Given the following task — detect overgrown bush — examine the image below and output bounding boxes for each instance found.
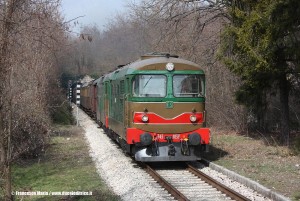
[11,96,51,160]
[51,103,74,125]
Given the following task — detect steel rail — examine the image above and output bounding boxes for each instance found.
[186,164,251,201]
[144,164,190,201]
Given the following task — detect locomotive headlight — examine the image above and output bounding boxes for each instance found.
[142,115,149,122]
[166,63,174,71]
[190,115,197,123]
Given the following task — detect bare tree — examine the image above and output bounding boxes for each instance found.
[0,1,67,200]
[61,13,153,78]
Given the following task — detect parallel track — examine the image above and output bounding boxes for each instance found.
[186,164,250,201]
[142,162,251,201]
[144,164,189,201]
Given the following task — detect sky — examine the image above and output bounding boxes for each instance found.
[60,0,133,33]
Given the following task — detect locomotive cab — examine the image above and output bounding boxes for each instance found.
[124,54,210,161]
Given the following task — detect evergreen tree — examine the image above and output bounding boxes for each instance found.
[219,0,300,145]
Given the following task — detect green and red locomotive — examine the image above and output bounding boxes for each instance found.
[80,53,210,162]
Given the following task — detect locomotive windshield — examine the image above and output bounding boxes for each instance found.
[173,75,205,97]
[133,75,166,97]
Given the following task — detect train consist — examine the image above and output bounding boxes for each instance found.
[75,52,210,162]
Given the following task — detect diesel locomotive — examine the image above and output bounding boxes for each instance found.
[79,53,210,162]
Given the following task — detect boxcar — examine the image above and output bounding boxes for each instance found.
[80,81,93,113]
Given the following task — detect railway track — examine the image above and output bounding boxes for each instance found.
[142,162,251,201]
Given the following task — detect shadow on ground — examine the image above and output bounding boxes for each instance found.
[200,145,229,162]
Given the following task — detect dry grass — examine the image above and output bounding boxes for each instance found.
[203,128,300,201]
[12,125,120,201]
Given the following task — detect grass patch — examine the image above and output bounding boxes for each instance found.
[203,130,300,200]
[12,126,120,201]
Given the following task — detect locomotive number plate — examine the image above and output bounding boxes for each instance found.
[156,134,180,140]
[166,101,173,109]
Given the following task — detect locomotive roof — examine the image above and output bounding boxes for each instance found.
[129,56,201,70]
[103,55,204,82]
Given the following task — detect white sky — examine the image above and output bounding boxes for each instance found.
[60,0,134,33]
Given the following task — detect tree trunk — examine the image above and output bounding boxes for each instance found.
[0,1,17,200]
[256,90,267,132]
[4,163,12,201]
[279,74,290,146]
[0,92,13,201]
[0,111,7,193]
